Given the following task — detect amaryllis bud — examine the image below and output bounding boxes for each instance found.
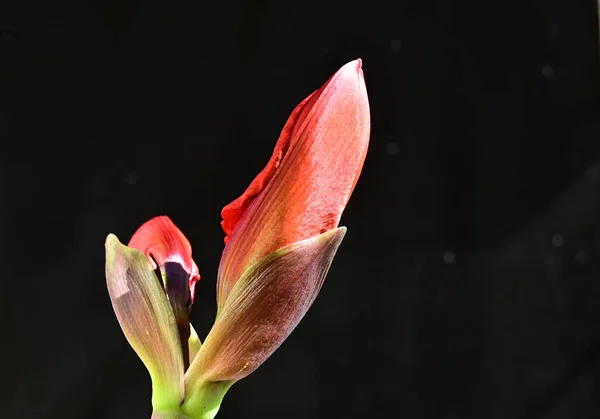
[105,217,202,417]
[183,59,370,416]
[217,59,370,309]
[128,216,201,369]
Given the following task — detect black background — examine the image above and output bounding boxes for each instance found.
[1,0,600,418]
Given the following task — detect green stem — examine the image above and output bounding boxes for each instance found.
[180,381,232,419]
[151,411,192,419]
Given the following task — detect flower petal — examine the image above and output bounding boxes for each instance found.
[217,60,369,309]
[220,92,316,244]
[185,227,346,394]
[128,215,201,304]
[105,234,184,411]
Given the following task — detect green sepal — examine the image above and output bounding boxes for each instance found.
[105,234,184,411]
[182,228,346,415]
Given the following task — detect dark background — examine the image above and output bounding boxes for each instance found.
[1,0,600,418]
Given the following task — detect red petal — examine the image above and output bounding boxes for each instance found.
[220,91,317,244]
[128,216,200,303]
[217,59,370,308]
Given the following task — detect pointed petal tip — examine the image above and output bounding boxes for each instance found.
[334,60,367,97]
[318,227,346,247]
[105,234,124,268]
[340,58,363,74]
[333,226,347,240]
[105,233,119,246]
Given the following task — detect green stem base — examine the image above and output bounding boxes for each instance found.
[151,411,192,419]
[180,381,232,419]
